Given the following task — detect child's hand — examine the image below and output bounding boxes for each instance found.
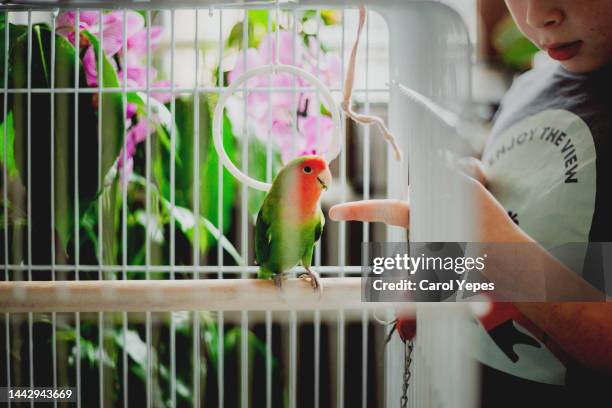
[456,157,528,243]
[329,157,528,243]
[328,199,410,228]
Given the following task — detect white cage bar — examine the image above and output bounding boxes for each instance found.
[0,1,478,407]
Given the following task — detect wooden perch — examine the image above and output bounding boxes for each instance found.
[0,277,408,313]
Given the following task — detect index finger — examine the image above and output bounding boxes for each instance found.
[328,199,410,228]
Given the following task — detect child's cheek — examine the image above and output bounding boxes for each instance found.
[583,31,612,71]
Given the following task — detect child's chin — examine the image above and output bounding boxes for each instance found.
[560,56,607,74]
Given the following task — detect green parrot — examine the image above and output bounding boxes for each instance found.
[255,155,332,292]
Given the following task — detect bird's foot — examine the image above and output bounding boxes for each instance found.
[299,267,322,298]
[273,274,285,290]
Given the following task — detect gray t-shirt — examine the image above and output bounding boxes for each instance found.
[485,61,612,248]
[474,61,611,404]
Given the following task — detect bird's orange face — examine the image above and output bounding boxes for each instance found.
[296,156,332,192]
[284,155,332,219]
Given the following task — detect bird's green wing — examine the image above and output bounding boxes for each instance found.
[302,209,325,269]
[314,208,325,243]
[255,208,273,278]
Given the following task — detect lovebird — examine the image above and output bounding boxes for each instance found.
[255,155,332,292]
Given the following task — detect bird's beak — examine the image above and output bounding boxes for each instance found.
[317,167,332,191]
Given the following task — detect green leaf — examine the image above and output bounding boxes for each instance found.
[302,10,317,20]
[34,25,50,83]
[81,29,124,169]
[171,311,191,334]
[0,15,5,89]
[0,112,18,178]
[132,91,182,165]
[81,29,125,265]
[224,327,239,350]
[247,10,272,47]
[155,122,181,166]
[129,173,243,264]
[174,97,198,204]
[135,209,164,244]
[203,319,275,377]
[80,201,100,251]
[227,22,245,50]
[50,31,80,257]
[248,10,269,27]
[114,329,147,367]
[80,337,116,368]
[171,204,246,264]
[57,331,116,369]
[81,30,118,87]
[320,10,341,26]
[136,92,172,130]
[113,328,164,404]
[174,96,238,257]
[247,137,282,218]
[10,24,70,88]
[248,330,275,367]
[127,92,182,208]
[159,363,192,401]
[8,24,85,256]
[55,329,77,342]
[81,28,124,179]
[0,18,28,88]
[170,204,208,253]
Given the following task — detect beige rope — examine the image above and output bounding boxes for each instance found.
[341,6,403,161]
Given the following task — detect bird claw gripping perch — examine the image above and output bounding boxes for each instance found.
[299,267,323,298]
[273,274,286,290]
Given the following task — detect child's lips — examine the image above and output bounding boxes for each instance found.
[544,40,583,61]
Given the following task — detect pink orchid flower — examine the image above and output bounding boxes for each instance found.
[58,9,174,185]
[82,46,98,87]
[126,103,138,119]
[119,65,156,88]
[257,31,303,66]
[126,26,164,58]
[56,11,100,46]
[304,37,342,87]
[279,115,334,163]
[56,10,144,57]
[99,11,145,57]
[228,30,341,163]
[83,41,171,103]
[151,80,173,104]
[227,48,265,86]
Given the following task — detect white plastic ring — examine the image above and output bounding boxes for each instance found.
[212,63,342,191]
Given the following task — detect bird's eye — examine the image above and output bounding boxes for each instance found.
[303,166,312,174]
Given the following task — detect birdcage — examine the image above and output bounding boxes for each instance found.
[0,0,481,407]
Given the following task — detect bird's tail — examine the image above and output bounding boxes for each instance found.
[258,266,273,280]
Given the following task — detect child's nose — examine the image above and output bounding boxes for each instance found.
[526,0,564,29]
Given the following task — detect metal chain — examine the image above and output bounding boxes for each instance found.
[400,340,414,408]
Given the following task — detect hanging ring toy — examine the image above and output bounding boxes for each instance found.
[212,64,342,192]
[213,0,341,191]
[214,3,401,191]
